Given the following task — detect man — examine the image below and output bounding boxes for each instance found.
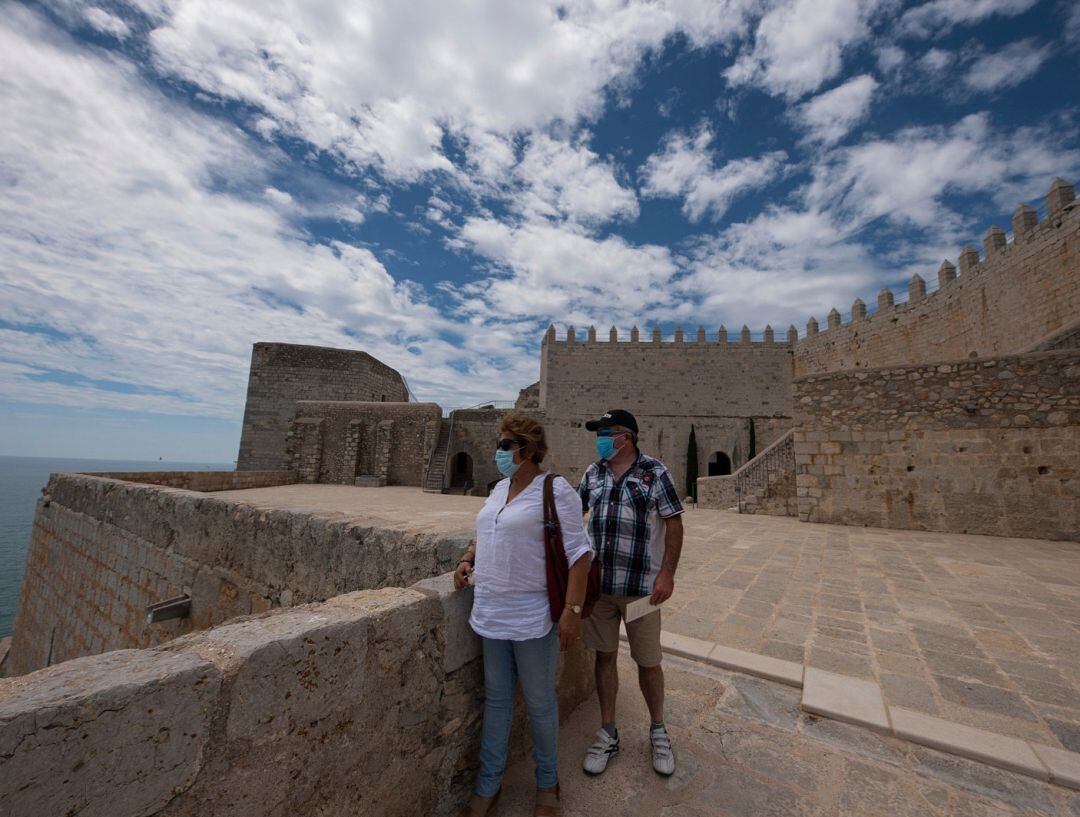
[577,409,684,777]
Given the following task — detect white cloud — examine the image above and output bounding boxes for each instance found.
[725,0,886,100]
[876,44,907,75]
[920,48,955,75]
[0,7,544,418]
[964,39,1051,92]
[82,7,132,38]
[796,74,878,145]
[134,0,755,183]
[804,112,1079,232]
[900,0,1039,38]
[680,207,880,329]
[453,218,678,326]
[511,135,639,226]
[640,127,787,221]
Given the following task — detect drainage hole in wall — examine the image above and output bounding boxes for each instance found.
[1037,466,1050,475]
[1023,446,1033,454]
[906,465,915,472]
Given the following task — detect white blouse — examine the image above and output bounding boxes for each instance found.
[469,472,594,641]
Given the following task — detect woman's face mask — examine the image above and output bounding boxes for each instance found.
[494,449,519,477]
[494,437,524,477]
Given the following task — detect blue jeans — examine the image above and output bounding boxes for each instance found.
[476,626,559,796]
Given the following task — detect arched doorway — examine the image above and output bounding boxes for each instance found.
[450,451,473,489]
[707,451,732,476]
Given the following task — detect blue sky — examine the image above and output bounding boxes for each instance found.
[2,0,1078,462]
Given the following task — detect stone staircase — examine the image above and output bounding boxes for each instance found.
[423,419,452,493]
[696,429,796,515]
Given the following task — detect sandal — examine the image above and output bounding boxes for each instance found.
[535,784,561,817]
[460,788,500,817]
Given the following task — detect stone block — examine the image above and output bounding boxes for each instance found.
[412,572,482,673]
[802,668,890,733]
[890,707,1048,781]
[0,648,220,817]
[1030,742,1080,790]
[708,643,804,687]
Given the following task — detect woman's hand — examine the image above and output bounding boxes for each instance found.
[558,608,581,651]
[453,560,473,590]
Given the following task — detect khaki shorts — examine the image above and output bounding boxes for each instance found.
[582,594,663,668]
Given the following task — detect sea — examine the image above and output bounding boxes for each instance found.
[0,456,230,639]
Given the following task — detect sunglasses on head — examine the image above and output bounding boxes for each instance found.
[495,438,524,451]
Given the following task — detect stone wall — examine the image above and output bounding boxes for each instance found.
[0,580,595,817]
[5,474,470,677]
[539,329,794,487]
[794,179,1079,377]
[237,342,410,471]
[286,401,441,486]
[793,349,1080,540]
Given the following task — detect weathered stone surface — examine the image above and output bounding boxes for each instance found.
[0,649,220,817]
[413,571,481,673]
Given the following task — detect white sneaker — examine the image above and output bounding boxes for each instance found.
[582,728,619,774]
[650,724,675,775]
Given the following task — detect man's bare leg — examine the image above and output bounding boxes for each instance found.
[638,663,664,723]
[595,650,619,724]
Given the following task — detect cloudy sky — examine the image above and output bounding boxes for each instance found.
[2,0,1078,461]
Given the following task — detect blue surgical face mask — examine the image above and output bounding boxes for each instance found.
[495,449,520,477]
[596,436,617,461]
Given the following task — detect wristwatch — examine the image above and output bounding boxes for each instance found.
[565,603,582,615]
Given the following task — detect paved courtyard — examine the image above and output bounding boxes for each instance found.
[495,651,1080,816]
[209,484,1080,758]
[665,510,1080,753]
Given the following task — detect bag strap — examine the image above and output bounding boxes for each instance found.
[543,474,568,579]
[543,473,561,537]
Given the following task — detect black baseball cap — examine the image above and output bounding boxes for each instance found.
[585,409,638,434]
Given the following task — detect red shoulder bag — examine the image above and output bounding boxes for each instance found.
[543,473,601,622]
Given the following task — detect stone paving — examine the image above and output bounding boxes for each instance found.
[495,650,1080,816]
[665,510,1080,754]
[207,485,1080,754]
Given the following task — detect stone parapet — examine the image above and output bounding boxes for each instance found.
[0,582,594,817]
[793,180,1080,377]
[5,475,470,676]
[81,470,296,491]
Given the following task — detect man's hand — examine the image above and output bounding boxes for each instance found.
[650,568,674,605]
[452,561,473,590]
[558,608,581,651]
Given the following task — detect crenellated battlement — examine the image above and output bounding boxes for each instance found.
[542,321,801,348]
[794,178,1079,376]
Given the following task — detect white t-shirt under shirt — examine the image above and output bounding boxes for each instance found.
[469,472,594,642]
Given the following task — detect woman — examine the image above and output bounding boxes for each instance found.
[453,412,593,817]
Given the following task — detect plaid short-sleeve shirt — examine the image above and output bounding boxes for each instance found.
[578,453,684,597]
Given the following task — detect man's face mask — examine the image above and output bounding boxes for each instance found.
[595,430,625,461]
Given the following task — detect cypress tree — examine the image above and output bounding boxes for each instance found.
[686,424,698,502]
[748,417,757,461]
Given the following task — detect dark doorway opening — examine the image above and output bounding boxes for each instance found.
[707,451,732,476]
[450,451,473,489]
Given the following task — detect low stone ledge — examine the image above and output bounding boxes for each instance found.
[412,572,481,673]
[0,648,221,817]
